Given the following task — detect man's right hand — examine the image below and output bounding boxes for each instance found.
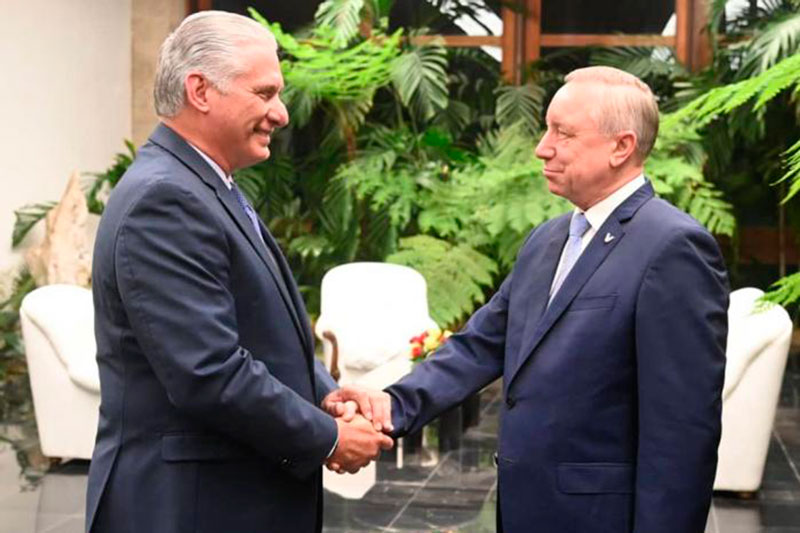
[326,415,394,474]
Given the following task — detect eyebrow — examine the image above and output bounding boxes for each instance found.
[254,83,282,94]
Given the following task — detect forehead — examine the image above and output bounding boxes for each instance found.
[234,37,283,84]
[546,82,601,126]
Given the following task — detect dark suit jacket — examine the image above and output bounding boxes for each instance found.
[386,182,729,533]
[86,124,338,533]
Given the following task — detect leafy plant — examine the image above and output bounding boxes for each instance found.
[11,141,136,247]
[387,235,497,327]
[0,270,35,382]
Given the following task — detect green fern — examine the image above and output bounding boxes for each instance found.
[647,122,736,236]
[662,53,800,130]
[761,270,800,307]
[740,11,800,76]
[782,139,800,201]
[249,8,402,104]
[418,124,569,264]
[386,235,497,328]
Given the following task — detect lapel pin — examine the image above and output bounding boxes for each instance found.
[604,233,615,243]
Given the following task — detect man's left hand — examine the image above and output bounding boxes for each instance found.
[322,386,393,432]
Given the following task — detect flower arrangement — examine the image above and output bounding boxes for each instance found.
[409,327,452,363]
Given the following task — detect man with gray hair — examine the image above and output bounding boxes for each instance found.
[385,66,729,532]
[86,11,392,533]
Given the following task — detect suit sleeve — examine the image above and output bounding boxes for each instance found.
[633,226,728,533]
[314,358,338,405]
[385,274,511,437]
[115,180,337,479]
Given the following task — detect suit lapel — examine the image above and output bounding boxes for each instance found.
[257,218,316,355]
[508,182,655,388]
[149,124,312,355]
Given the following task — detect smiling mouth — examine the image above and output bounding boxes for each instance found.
[255,129,272,144]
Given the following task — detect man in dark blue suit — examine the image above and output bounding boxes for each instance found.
[385,67,729,532]
[86,11,392,533]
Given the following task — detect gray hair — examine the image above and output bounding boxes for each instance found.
[564,66,660,161]
[154,10,275,117]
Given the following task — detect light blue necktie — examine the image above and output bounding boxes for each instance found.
[550,212,591,302]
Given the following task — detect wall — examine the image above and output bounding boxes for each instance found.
[0,1,132,277]
[132,0,185,146]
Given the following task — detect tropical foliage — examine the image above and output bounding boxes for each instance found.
[9,0,752,330]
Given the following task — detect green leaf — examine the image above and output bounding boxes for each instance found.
[495,83,545,135]
[392,43,449,121]
[12,202,56,248]
[314,0,365,48]
[386,236,497,328]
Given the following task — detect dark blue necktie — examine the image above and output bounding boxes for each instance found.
[230,182,280,272]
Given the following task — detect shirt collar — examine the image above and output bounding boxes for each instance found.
[188,143,234,190]
[578,174,646,231]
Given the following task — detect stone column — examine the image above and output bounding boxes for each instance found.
[131,0,186,147]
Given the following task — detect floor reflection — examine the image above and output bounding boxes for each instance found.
[1,360,799,532]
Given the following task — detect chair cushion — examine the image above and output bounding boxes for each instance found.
[723,287,792,399]
[21,284,99,392]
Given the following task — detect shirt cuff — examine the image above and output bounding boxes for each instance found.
[326,432,339,459]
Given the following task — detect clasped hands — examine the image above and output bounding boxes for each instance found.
[321,386,394,474]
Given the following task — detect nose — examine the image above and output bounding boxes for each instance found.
[535,131,555,160]
[268,98,289,128]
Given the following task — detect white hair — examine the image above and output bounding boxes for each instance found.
[565,66,660,161]
[154,10,275,117]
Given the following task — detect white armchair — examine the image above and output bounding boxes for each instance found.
[19,284,99,460]
[316,262,437,498]
[714,287,793,492]
[315,262,436,387]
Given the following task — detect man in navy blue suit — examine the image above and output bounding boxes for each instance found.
[86,11,392,533]
[385,66,729,532]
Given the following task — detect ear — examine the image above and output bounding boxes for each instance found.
[609,130,638,168]
[184,72,213,114]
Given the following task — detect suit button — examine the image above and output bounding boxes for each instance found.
[280,458,291,467]
[505,396,516,409]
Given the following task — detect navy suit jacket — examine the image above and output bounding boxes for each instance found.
[86,124,338,533]
[386,182,728,533]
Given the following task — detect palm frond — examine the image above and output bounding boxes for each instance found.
[663,53,800,131]
[392,42,449,122]
[494,83,545,135]
[314,0,365,47]
[739,11,800,76]
[591,46,686,81]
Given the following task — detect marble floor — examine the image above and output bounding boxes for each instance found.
[1,357,799,533]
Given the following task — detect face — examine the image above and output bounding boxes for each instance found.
[535,82,618,210]
[206,38,289,172]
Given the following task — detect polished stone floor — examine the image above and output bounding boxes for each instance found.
[1,357,799,532]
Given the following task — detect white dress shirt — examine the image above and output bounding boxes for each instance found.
[550,174,646,295]
[189,144,234,189]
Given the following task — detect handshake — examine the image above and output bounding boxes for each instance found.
[321,385,395,474]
